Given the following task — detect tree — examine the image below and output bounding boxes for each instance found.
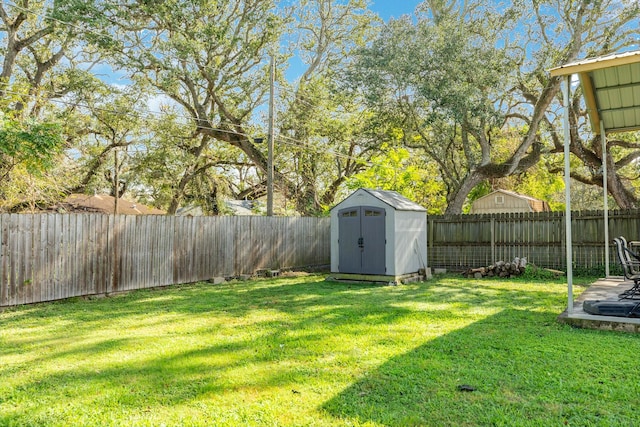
[68,83,148,198]
[346,144,447,213]
[78,0,293,213]
[516,0,640,210]
[350,0,640,213]
[78,0,388,215]
[0,0,118,210]
[0,0,64,171]
[128,102,252,215]
[0,0,73,209]
[0,111,63,182]
[277,0,380,214]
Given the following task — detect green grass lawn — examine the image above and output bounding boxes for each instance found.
[1,273,639,426]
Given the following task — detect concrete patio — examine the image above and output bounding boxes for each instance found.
[558,276,640,333]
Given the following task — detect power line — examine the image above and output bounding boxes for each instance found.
[5,86,603,169]
[275,134,372,164]
[3,0,115,42]
[1,3,604,168]
[1,87,245,137]
[3,0,333,113]
[1,87,374,165]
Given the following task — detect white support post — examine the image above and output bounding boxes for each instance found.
[601,120,610,278]
[563,77,574,314]
[267,55,275,216]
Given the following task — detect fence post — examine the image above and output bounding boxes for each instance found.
[428,216,434,267]
[111,215,119,292]
[490,216,495,264]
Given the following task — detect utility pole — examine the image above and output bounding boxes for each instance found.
[112,147,120,291]
[114,148,119,214]
[267,55,275,216]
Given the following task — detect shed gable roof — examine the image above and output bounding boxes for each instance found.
[364,189,426,211]
[333,188,426,212]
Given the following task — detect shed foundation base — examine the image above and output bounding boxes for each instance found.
[326,271,426,285]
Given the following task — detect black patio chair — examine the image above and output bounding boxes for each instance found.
[613,237,640,300]
[618,236,640,275]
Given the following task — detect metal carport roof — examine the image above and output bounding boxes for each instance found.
[551,51,640,133]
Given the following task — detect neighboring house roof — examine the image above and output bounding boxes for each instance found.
[471,190,550,213]
[492,189,542,203]
[176,200,256,216]
[56,194,166,215]
[225,200,255,215]
[176,205,204,216]
[332,188,426,212]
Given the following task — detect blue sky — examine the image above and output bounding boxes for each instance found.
[99,1,428,110]
[99,1,426,85]
[281,0,424,81]
[369,0,423,21]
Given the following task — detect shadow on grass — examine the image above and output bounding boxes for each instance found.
[1,274,571,319]
[0,275,572,359]
[321,308,640,426]
[0,275,607,425]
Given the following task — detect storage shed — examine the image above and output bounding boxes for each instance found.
[330,188,427,281]
[470,190,550,214]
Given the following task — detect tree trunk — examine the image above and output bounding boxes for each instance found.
[167,179,188,215]
[445,170,484,214]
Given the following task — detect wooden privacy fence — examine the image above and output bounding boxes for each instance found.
[428,209,640,272]
[4,209,640,308]
[1,213,330,308]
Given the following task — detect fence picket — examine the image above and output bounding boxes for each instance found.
[427,210,640,272]
[0,213,330,307]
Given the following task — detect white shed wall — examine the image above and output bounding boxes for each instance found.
[384,208,396,275]
[392,211,427,276]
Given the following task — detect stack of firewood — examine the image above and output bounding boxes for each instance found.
[463,257,527,278]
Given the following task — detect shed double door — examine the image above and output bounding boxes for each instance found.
[338,206,386,274]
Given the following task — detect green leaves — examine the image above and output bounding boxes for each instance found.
[347,144,447,213]
[354,9,512,129]
[3,0,639,215]
[0,112,64,177]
